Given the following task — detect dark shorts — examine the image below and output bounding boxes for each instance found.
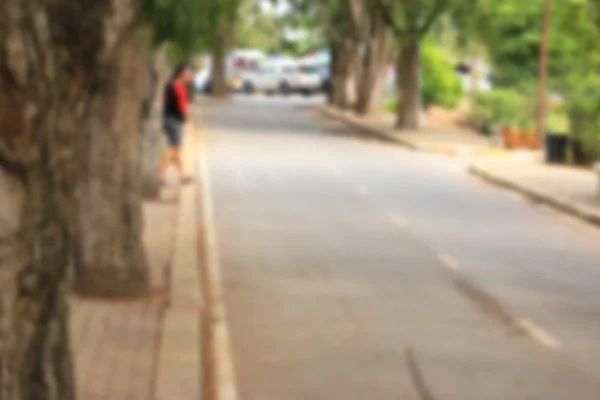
[163,116,183,147]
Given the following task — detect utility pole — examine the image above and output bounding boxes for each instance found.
[536,0,553,137]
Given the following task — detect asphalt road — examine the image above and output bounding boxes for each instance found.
[199,95,600,399]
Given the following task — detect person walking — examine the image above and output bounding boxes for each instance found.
[159,62,193,184]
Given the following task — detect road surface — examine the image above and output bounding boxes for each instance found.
[197,95,600,399]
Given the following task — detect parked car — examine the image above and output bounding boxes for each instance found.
[239,61,324,96]
[297,50,331,93]
[193,68,210,93]
[238,59,297,94]
[290,64,323,96]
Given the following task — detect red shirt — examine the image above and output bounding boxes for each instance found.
[173,81,188,118]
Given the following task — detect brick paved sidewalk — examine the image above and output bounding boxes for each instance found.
[70,182,179,399]
[470,157,600,226]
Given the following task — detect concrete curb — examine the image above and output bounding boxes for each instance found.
[317,106,507,158]
[195,122,239,400]
[156,125,203,399]
[317,106,418,150]
[469,162,600,228]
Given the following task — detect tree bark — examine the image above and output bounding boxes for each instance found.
[331,40,356,109]
[141,47,169,198]
[356,8,390,116]
[73,28,151,298]
[0,0,133,397]
[327,44,338,105]
[396,40,421,130]
[211,34,229,97]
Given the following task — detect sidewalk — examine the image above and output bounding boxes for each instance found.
[318,105,600,227]
[470,157,600,226]
[319,106,500,157]
[69,125,203,399]
[70,190,177,399]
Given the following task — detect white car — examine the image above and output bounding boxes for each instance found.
[289,65,323,95]
[240,64,281,94]
[239,60,323,96]
[193,68,210,92]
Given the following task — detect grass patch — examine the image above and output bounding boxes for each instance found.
[382,98,397,113]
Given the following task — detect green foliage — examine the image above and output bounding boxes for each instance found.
[565,75,600,160]
[464,0,600,90]
[380,0,482,40]
[284,0,326,45]
[137,0,243,61]
[546,102,570,134]
[236,1,281,51]
[421,42,463,108]
[469,89,528,134]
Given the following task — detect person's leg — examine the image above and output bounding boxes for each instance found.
[160,117,191,183]
[158,148,174,180]
[159,117,181,181]
[171,121,192,182]
[172,147,184,178]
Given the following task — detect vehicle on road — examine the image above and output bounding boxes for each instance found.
[239,63,282,94]
[290,63,324,96]
[239,59,323,96]
[298,49,331,93]
[239,57,297,95]
[197,49,267,94]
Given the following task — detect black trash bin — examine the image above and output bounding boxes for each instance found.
[545,133,568,164]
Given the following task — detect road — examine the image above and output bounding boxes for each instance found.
[198,95,600,399]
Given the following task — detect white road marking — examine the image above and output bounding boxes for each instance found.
[197,127,239,400]
[517,319,561,350]
[438,254,460,271]
[389,213,406,226]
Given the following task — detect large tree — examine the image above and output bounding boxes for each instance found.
[74,0,213,297]
[207,0,243,96]
[377,0,447,129]
[0,0,133,396]
[292,0,390,113]
[73,27,152,298]
[314,0,364,108]
[378,0,482,129]
[355,3,391,115]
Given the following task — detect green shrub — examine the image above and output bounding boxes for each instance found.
[565,76,600,161]
[546,102,570,134]
[469,89,528,135]
[422,43,464,108]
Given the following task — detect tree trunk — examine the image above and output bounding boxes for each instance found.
[396,40,421,130]
[327,43,339,105]
[73,28,151,298]
[141,47,169,198]
[0,0,133,397]
[347,44,361,107]
[356,9,390,116]
[331,40,356,109]
[211,34,229,97]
